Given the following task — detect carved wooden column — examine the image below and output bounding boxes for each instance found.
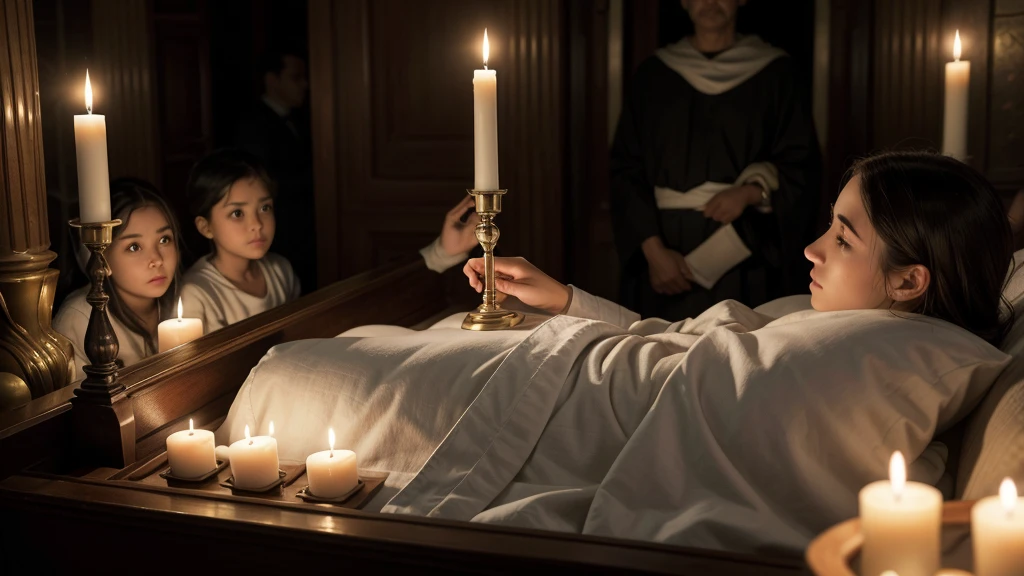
[0,0,75,400]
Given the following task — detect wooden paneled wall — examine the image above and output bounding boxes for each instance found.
[828,0,1023,196]
[309,0,567,285]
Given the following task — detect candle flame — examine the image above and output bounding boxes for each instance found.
[269,421,275,437]
[244,424,251,443]
[84,69,93,114]
[483,29,489,68]
[890,451,906,498]
[1000,477,1018,513]
[953,30,962,61]
[177,297,183,321]
[329,427,335,457]
[189,418,194,435]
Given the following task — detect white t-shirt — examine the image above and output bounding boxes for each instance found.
[181,252,301,333]
[53,286,153,382]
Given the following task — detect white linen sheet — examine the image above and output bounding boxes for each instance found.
[217,297,1008,556]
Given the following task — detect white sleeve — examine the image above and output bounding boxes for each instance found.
[419,236,469,273]
[564,284,640,329]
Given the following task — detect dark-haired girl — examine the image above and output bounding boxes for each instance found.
[54,179,183,381]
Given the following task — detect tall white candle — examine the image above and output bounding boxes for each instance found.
[305,428,359,498]
[972,478,1024,576]
[228,424,280,490]
[165,418,217,479]
[858,451,942,576]
[74,70,111,223]
[474,29,499,191]
[158,298,204,353]
[942,30,970,160]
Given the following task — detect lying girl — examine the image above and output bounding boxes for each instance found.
[55,179,183,381]
[219,151,1015,554]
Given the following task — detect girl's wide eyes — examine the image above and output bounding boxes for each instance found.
[127,242,141,253]
[231,209,243,218]
[159,235,172,245]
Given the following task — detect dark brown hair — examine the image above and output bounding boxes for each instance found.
[850,151,1014,346]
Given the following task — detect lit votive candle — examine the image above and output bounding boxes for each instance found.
[305,428,358,498]
[971,478,1024,576]
[228,423,280,490]
[859,451,943,576]
[157,297,204,353]
[165,418,217,479]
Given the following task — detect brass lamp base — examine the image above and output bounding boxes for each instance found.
[461,189,524,331]
[461,308,524,331]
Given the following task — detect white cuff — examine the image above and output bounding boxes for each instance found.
[419,237,469,273]
[735,162,778,214]
[565,285,641,329]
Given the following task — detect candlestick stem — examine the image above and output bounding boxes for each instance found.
[462,190,524,330]
[68,218,124,399]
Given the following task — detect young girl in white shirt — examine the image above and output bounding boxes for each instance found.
[54,179,183,381]
[181,149,301,333]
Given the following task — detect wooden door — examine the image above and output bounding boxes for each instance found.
[309,0,565,285]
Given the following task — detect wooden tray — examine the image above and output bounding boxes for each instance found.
[806,501,975,575]
[108,450,387,511]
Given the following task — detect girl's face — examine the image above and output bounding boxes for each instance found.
[108,206,178,302]
[198,178,276,261]
[804,176,892,311]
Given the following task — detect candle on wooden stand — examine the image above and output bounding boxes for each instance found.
[228,423,280,490]
[858,451,942,576]
[157,297,204,353]
[473,28,499,191]
[165,418,217,479]
[971,478,1024,576]
[942,30,970,160]
[74,70,111,223]
[305,427,358,499]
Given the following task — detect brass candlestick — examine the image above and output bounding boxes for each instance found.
[68,218,124,398]
[462,189,524,331]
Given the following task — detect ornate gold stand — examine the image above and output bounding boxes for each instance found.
[462,189,525,331]
[68,218,136,469]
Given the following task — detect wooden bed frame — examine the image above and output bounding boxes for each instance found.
[0,257,806,575]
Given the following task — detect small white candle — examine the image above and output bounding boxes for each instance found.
[942,30,970,160]
[305,428,358,498]
[157,298,204,353]
[165,418,217,479]
[972,478,1024,576]
[228,423,280,490]
[474,29,499,191]
[859,451,943,576]
[74,70,111,224]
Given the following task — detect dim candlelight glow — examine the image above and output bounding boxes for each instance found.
[84,69,93,114]
[329,428,336,457]
[483,29,490,69]
[269,421,275,437]
[1001,477,1018,516]
[953,30,962,62]
[890,451,906,499]
[245,424,252,445]
[189,418,194,436]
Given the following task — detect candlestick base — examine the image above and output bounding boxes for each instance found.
[295,480,364,505]
[461,189,525,331]
[159,460,228,484]
[221,469,288,494]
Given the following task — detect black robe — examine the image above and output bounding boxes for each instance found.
[610,55,820,321]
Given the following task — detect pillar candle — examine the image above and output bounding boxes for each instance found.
[74,70,111,223]
[157,297,204,353]
[305,428,359,498]
[942,30,970,160]
[859,451,942,576]
[972,478,1024,576]
[474,29,499,191]
[228,424,280,490]
[165,418,217,479]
